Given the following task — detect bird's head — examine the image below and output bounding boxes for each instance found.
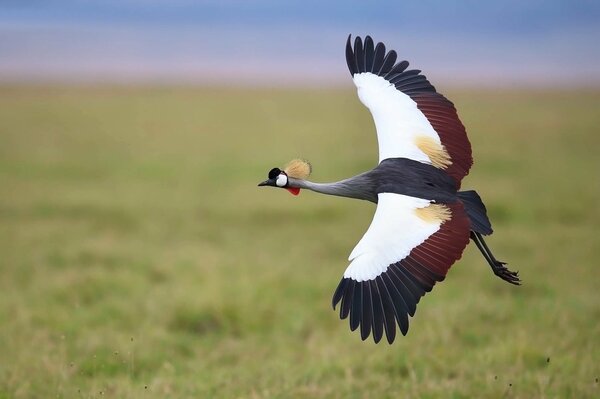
[258,167,289,188]
[258,159,311,196]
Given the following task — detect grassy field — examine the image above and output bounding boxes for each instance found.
[0,85,598,398]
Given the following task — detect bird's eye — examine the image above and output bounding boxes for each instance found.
[268,168,281,179]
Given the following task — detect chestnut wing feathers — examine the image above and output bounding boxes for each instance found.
[332,193,470,343]
[346,35,473,188]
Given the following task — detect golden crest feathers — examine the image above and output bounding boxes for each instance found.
[284,159,312,180]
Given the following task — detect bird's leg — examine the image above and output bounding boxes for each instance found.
[470,232,521,285]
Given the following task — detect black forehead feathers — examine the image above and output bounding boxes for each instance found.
[268,167,281,179]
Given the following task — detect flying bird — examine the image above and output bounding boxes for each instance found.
[258,35,520,344]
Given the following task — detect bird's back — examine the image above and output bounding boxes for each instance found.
[355,158,458,204]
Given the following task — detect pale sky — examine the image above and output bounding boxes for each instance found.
[1,1,599,87]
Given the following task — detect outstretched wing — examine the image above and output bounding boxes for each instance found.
[346,35,473,188]
[332,193,470,344]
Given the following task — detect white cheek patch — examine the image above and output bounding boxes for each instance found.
[276,174,288,187]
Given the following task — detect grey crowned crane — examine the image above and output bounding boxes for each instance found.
[258,35,520,344]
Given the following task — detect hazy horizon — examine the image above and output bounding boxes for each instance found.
[1,1,599,87]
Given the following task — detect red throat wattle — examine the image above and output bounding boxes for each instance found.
[286,187,301,196]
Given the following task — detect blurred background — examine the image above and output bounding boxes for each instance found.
[1,1,599,398]
[2,0,600,86]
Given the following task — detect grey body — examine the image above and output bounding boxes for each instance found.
[288,158,457,204]
[259,156,520,285]
[281,157,519,285]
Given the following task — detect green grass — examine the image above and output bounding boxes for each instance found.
[0,85,598,398]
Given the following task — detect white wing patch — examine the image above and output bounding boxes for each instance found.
[344,193,442,282]
[353,72,442,164]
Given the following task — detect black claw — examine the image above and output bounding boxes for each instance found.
[471,231,522,286]
[492,261,521,285]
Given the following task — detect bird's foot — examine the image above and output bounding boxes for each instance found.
[492,261,521,286]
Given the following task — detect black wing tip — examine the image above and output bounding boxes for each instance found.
[334,275,415,344]
[343,35,437,95]
[345,34,357,76]
[331,277,348,309]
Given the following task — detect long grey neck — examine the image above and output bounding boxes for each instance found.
[287,175,377,203]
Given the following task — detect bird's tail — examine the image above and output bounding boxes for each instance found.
[457,190,493,235]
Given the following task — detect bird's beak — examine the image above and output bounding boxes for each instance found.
[258,179,274,187]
